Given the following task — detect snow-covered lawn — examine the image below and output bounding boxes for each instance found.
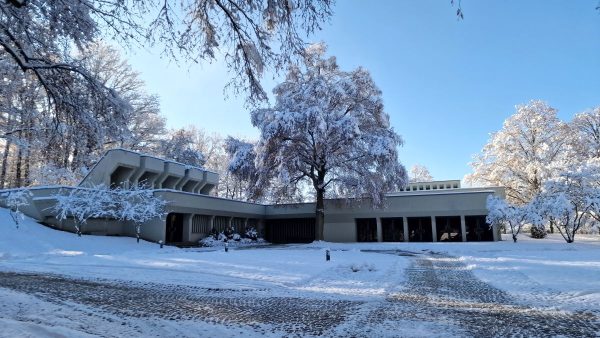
[1,208,599,336]
[1,208,599,308]
[307,234,600,312]
[0,209,404,301]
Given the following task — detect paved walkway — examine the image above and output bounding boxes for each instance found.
[0,252,598,337]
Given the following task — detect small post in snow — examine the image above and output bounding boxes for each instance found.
[326,249,330,261]
[225,241,229,253]
[159,240,163,249]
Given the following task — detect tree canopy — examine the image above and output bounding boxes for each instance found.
[251,43,407,239]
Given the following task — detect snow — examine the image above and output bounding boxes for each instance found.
[0,208,403,299]
[304,236,600,312]
[1,208,599,335]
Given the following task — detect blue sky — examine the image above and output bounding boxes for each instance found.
[122,0,600,181]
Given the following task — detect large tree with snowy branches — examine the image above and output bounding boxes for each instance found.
[570,107,600,160]
[251,43,407,240]
[0,0,333,106]
[466,100,572,204]
[409,164,433,183]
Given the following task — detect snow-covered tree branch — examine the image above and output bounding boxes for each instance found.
[50,185,166,240]
[2,188,31,228]
[532,161,600,243]
[251,43,407,240]
[51,186,120,237]
[466,100,572,205]
[486,195,532,243]
[1,0,333,105]
[409,164,433,183]
[114,186,167,243]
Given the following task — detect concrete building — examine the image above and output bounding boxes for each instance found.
[1,149,504,244]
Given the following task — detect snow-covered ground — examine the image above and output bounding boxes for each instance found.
[0,208,405,301]
[308,234,600,313]
[1,208,599,336]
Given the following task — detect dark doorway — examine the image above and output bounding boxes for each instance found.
[265,218,315,244]
[435,216,462,242]
[465,215,494,241]
[356,218,377,242]
[165,213,184,243]
[407,217,433,242]
[381,217,404,242]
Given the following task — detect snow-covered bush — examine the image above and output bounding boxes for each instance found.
[50,185,166,239]
[531,162,600,243]
[199,235,267,248]
[350,263,376,273]
[2,189,32,228]
[200,226,266,247]
[486,196,534,243]
[529,225,547,239]
[51,186,119,236]
[114,185,167,243]
[245,226,258,240]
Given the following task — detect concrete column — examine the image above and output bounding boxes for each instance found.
[492,222,500,241]
[403,217,409,242]
[183,214,194,242]
[460,215,467,242]
[209,215,215,231]
[376,218,382,242]
[431,216,437,242]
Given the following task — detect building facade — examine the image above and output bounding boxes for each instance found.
[2,149,504,244]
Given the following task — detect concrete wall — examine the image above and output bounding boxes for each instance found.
[0,185,504,244]
[79,149,219,194]
[265,188,503,242]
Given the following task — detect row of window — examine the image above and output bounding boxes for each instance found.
[400,183,460,192]
[191,215,258,234]
[355,216,493,242]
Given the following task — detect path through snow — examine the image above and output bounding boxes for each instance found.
[1,250,598,337]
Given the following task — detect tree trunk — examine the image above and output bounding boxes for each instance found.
[512,234,517,243]
[549,222,554,234]
[315,187,325,241]
[0,138,12,189]
[14,130,23,187]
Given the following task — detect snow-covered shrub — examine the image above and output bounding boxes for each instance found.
[51,186,119,236]
[486,196,535,243]
[200,227,266,247]
[113,185,167,243]
[244,226,258,240]
[2,189,32,228]
[532,161,600,243]
[217,232,228,241]
[199,234,267,247]
[50,185,166,239]
[350,263,376,273]
[529,225,547,239]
